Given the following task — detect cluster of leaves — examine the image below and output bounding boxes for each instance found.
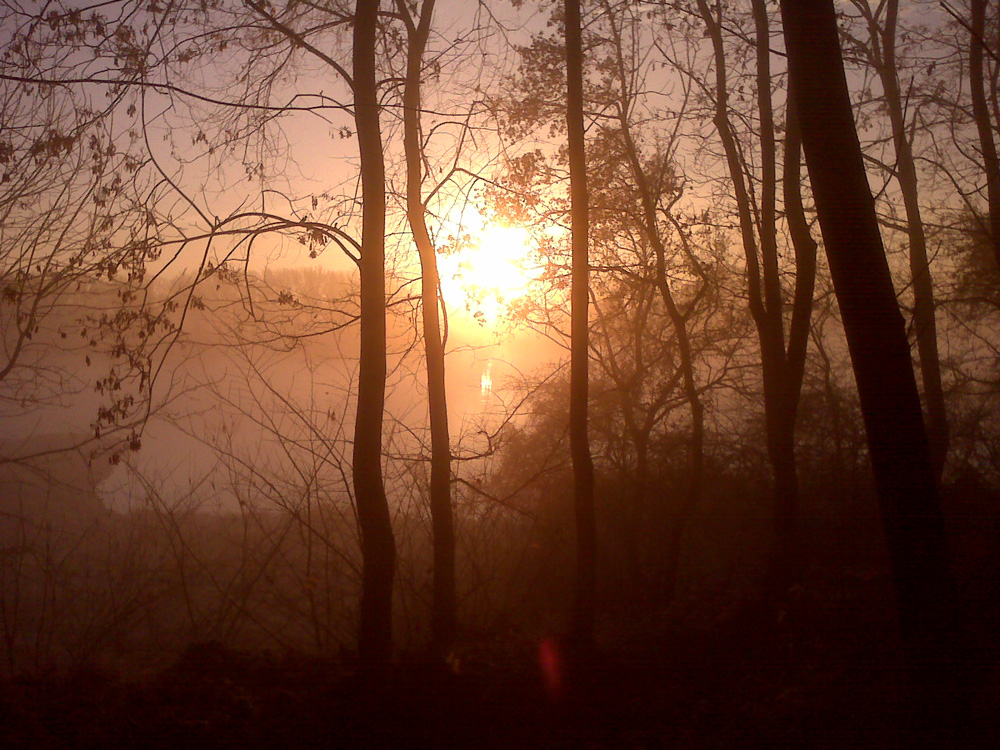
[0,6,171,444]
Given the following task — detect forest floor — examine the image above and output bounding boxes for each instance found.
[2,578,996,749]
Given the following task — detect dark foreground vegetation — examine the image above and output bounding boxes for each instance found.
[5,0,1000,745]
[0,620,911,749]
[2,573,995,749]
[2,479,998,747]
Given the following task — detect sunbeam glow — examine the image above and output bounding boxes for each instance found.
[438,222,540,328]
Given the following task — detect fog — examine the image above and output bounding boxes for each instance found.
[4,0,1000,744]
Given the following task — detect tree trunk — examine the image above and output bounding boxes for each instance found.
[771,83,818,595]
[353,0,396,669]
[752,0,803,600]
[780,0,962,742]
[699,0,816,599]
[565,0,597,646]
[782,86,817,431]
[970,0,1000,267]
[861,0,948,480]
[399,0,456,658]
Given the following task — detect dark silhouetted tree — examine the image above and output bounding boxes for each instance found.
[352,0,395,668]
[565,0,597,644]
[780,0,963,741]
[397,0,457,657]
[696,0,817,599]
[847,0,948,480]
[969,0,1000,266]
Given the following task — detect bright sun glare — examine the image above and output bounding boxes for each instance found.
[438,224,539,328]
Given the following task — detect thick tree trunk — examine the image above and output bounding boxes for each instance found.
[565,0,597,645]
[780,0,962,742]
[970,0,1000,266]
[353,0,396,669]
[861,0,948,480]
[399,0,456,657]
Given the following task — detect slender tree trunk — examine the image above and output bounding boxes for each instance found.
[594,288,654,602]
[699,0,816,599]
[782,86,817,429]
[565,0,597,645]
[970,0,1000,266]
[353,0,396,669]
[780,0,962,742]
[398,0,456,657]
[643,212,704,606]
[751,0,803,599]
[773,84,818,592]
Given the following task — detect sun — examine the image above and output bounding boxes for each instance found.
[438,223,539,327]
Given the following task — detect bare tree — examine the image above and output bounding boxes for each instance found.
[580,1,712,607]
[0,7,167,451]
[396,0,457,656]
[695,0,817,598]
